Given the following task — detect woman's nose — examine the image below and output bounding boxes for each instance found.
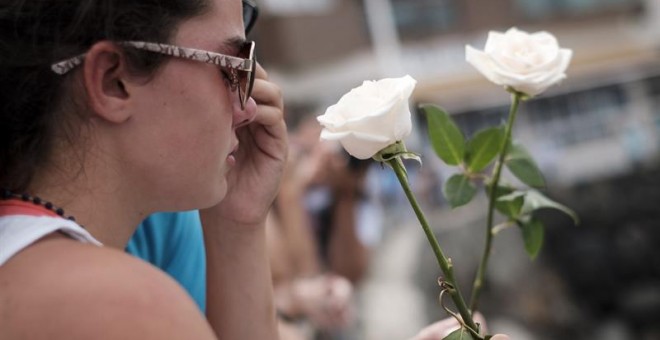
[232,97,257,129]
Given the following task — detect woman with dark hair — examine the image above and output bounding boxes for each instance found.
[0,0,286,338]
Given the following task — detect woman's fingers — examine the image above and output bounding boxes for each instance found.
[255,62,268,80]
[251,77,283,111]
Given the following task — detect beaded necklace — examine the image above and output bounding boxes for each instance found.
[1,188,83,228]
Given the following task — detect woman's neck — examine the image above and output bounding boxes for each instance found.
[29,156,149,249]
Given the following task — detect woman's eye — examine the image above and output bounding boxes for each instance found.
[220,70,232,82]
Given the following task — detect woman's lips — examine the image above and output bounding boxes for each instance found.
[227,143,239,166]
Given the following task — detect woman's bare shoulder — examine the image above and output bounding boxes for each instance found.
[0,235,216,339]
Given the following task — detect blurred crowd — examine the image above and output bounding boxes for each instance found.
[267,114,384,339]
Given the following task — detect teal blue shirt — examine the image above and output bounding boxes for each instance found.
[126,211,206,312]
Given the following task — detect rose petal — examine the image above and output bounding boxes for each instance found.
[317,75,416,159]
[466,45,506,86]
[467,27,572,97]
[484,31,507,54]
[322,130,391,159]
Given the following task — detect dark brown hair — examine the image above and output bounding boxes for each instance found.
[0,0,209,191]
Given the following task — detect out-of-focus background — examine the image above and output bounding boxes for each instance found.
[250,1,660,339]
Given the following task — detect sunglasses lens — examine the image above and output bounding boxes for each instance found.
[238,41,256,109]
[242,0,259,35]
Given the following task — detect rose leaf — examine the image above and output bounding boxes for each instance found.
[505,143,545,188]
[466,126,505,173]
[443,174,477,208]
[493,187,525,219]
[443,327,477,340]
[518,218,544,260]
[520,190,579,225]
[420,104,465,166]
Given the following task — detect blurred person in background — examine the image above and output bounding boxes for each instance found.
[291,115,384,285]
[265,113,389,339]
[268,120,359,339]
[127,211,208,311]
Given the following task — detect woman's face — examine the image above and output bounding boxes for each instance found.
[117,0,256,211]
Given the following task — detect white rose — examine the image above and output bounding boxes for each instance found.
[466,27,572,97]
[317,75,417,159]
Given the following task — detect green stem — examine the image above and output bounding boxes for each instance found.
[469,92,523,312]
[388,158,479,335]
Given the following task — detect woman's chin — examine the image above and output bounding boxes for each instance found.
[202,184,228,208]
[177,182,228,211]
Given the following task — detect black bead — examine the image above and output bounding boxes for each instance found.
[0,190,84,229]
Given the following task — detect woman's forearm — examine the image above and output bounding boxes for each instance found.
[201,218,279,340]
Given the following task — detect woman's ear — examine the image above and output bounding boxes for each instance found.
[82,41,132,123]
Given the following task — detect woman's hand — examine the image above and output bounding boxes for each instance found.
[203,63,288,228]
[276,274,355,331]
[199,64,286,340]
[297,274,354,330]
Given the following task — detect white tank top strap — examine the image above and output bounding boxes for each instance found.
[0,214,102,266]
